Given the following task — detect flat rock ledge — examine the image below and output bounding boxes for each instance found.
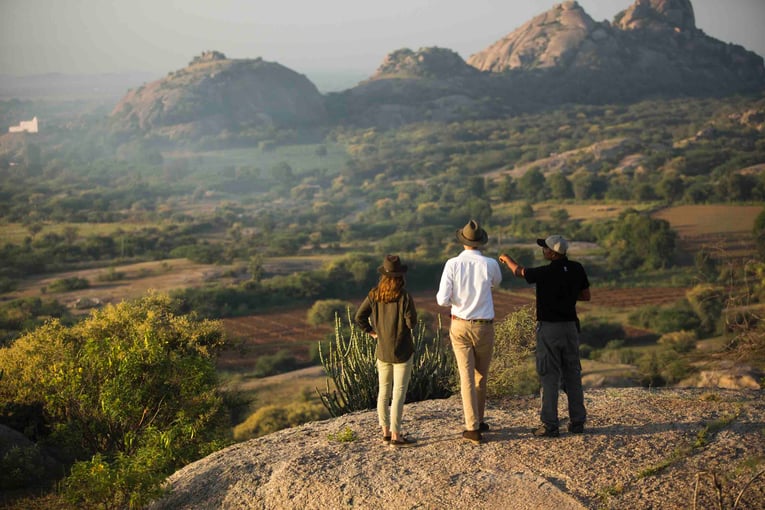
[151,388,765,510]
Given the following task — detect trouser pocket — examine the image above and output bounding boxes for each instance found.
[535,323,547,376]
[536,352,547,377]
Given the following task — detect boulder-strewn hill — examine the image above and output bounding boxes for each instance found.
[110,51,327,140]
[325,47,501,127]
[338,0,764,127]
[109,1,765,134]
[468,0,763,95]
[150,388,765,510]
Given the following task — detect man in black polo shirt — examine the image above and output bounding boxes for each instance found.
[499,235,590,437]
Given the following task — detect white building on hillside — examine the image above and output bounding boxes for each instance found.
[9,117,38,133]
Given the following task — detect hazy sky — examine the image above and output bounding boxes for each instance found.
[1,0,764,79]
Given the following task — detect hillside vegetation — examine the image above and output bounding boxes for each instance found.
[2,90,764,508]
[2,8,765,500]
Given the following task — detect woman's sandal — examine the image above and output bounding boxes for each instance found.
[389,436,416,447]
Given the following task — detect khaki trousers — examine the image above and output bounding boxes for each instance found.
[450,319,494,431]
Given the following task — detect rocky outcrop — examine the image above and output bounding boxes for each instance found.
[110,52,327,140]
[150,388,765,510]
[465,0,764,101]
[467,1,612,71]
[616,0,696,32]
[327,47,500,127]
[371,47,481,80]
[109,2,765,132]
[339,0,764,127]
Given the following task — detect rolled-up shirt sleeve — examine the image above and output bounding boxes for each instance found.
[490,259,502,288]
[436,261,453,307]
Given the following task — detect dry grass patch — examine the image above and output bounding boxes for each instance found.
[6,258,234,311]
[0,221,154,244]
[652,205,762,237]
[652,204,762,259]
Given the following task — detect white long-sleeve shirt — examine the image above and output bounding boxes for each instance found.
[436,249,502,320]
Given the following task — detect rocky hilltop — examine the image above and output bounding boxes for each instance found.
[110,51,327,139]
[467,1,604,71]
[339,0,764,126]
[150,388,765,510]
[467,0,764,97]
[326,47,499,127]
[109,0,765,134]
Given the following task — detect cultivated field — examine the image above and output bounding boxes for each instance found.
[220,311,332,369]
[652,204,761,236]
[652,204,762,259]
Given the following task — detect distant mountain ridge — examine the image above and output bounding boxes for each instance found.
[108,0,765,135]
[0,71,156,101]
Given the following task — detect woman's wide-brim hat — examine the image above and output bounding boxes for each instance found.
[456,219,488,247]
[378,255,408,276]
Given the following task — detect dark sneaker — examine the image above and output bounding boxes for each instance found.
[462,430,482,444]
[479,422,490,432]
[383,435,392,443]
[532,426,560,438]
[568,423,584,434]
[389,436,416,447]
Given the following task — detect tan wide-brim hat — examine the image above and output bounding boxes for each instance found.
[456,219,488,247]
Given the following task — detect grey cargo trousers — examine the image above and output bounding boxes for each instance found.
[536,321,587,430]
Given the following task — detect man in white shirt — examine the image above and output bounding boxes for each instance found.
[437,219,502,444]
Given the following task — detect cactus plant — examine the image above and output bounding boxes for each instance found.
[318,310,453,417]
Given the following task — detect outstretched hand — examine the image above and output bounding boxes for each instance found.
[498,253,513,267]
[498,253,523,277]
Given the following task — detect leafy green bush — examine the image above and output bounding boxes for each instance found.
[327,426,358,443]
[233,401,329,441]
[307,299,354,327]
[0,443,47,491]
[686,285,725,336]
[591,346,640,365]
[169,242,226,264]
[628,302,702,335]
[318,312,453,417]
[637,349,692,387]
[96,267,125,282]
[488,305,538,397]
[578,319,626,349]
[0,277,17,293]
[0,292,231,506]
[597,209,677,270]
[47,277,89,292]
[252,349,301,377]
[658,330,697,353]
[63,452,164,510]
[755,207,765,258]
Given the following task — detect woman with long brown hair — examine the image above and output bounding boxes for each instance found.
[355,255,417,447]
